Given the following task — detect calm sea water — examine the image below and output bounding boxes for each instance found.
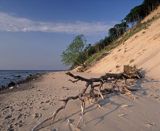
[0,70,53,88]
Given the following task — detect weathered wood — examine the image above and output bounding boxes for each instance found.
[32,65,143,131]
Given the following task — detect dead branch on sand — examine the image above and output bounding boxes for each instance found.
[32,65,143,131]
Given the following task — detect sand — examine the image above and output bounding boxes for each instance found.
[87,6,160,80]
[1,72,160,131]
[142,6,160,23]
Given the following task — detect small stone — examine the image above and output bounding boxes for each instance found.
[8,81,16,87]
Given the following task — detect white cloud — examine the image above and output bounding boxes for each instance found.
[0,12,113,34]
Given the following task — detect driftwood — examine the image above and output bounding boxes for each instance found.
[32,65,143,131]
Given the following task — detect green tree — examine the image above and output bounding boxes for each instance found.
[61,34,87,67]
[124,0,160,25]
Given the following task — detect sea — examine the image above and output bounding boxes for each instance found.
[0,70,54,88]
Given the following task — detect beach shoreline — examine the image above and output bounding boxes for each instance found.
[0,71,160,131]
[0,71,47,93]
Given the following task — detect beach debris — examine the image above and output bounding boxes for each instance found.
[67,119,74,124]
[32,65,143,131]
[67,119,81,131]
[8,81,16,88]
[9,86,14,90]
[118,113,126,117]
[120,104,129,108]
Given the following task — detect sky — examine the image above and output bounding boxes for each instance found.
[0,0,143,70]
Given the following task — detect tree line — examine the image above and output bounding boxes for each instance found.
[62,0,160,68]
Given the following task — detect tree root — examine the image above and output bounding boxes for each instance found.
[32,65,143,131]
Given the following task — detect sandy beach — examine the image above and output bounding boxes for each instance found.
[1,1,160,131]
[1,71,160,131]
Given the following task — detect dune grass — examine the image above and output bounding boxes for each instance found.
[83,15,160,69]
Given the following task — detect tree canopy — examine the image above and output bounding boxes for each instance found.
[124,0,160,24]
[61,35,87,68]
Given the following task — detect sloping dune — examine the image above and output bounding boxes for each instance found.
[87,6,160,80]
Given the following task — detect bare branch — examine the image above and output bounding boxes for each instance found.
[32,65,143,131]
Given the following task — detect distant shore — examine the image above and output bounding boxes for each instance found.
[0,71,47,93]
[0,73,45,95]
[0,70,67,93]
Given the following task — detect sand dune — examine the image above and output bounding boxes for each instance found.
[87,6,160,80]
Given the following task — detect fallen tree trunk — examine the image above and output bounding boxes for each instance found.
[32,65,143,131]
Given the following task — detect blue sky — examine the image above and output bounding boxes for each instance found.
[0,0,143,70]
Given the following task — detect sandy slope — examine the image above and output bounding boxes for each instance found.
[1,72,160,131]
[87,7,160,80]
[142,6,160,23]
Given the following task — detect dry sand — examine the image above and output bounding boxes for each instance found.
[87,6,160,80]
[0,72,160,131]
